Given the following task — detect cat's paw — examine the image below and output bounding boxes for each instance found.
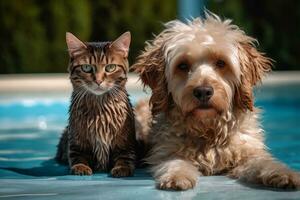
[157,173,197,191]
[71,163,93,176]
[262,169,300,189]
[111,165,134,178]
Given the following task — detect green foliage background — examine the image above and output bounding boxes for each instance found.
[0,0,299,73]
[208,0,300,71]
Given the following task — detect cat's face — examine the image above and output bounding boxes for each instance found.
[66,32,131,95]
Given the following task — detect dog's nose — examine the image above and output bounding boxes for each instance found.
[193,86,214,102]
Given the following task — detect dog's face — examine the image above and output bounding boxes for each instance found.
[165,33,240,119]
[133,14,272,121]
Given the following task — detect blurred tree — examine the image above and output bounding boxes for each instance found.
[0,0,299,73]
[89,0,176,65]
[0,0,175,73]
[38,0,91,72]
[0,0,91,73]
[208,0,300,70]
[0,0,47,73]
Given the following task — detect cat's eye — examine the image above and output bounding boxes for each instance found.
[177,63,189,71]
[81,64,94,73]
[105,64,117,73]
[215,59,226,68]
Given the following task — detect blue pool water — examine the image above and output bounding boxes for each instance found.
[0,84,300,199]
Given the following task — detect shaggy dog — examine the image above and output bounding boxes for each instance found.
[133,13,300,190]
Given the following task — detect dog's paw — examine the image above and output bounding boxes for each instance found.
[157,173,197,191]
[71,163,93,176]
[262,170,300,189]
[111,165,134,178]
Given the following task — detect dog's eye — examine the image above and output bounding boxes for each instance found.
[215,59,226,68]
[177,63,189,71]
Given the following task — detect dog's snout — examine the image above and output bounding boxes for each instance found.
[193,86,214,102]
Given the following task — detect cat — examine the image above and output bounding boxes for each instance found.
[55,32,137,177]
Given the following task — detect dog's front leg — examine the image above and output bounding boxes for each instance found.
[230,156,300,189]
[151,158,200,190]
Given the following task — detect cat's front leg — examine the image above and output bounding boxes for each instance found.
[69,143,93,175]
[111,147,136,178]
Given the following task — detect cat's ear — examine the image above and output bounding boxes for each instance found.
[110,31,131,58]
[66,32,87,57]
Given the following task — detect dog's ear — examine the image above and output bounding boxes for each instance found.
[131,40,170,115]
[131,41,165,89]
[235,41,272,111]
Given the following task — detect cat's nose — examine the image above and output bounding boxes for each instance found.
[95,80,102,86]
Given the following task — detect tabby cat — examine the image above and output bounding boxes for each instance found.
[55,32,137,177]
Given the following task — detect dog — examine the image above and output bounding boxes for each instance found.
[132,13,300,190]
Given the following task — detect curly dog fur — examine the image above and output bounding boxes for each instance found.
[133,13,300,190]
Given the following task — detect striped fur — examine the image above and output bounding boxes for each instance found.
[56,32,137,177]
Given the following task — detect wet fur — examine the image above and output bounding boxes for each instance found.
[56,32,136,177]
[133,13,300,190]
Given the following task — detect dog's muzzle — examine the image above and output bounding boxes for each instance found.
[193,86,214,103]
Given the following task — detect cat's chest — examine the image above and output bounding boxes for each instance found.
[85,101,128,130]
[69,91,132,141]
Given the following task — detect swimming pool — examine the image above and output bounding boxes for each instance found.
[0,76,300,199]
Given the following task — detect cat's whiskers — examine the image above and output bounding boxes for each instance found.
[82,83,108,96]
[76,89,88,110]
[71,87,87,110]
[71,88,83,107]
[109,85,132,117]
